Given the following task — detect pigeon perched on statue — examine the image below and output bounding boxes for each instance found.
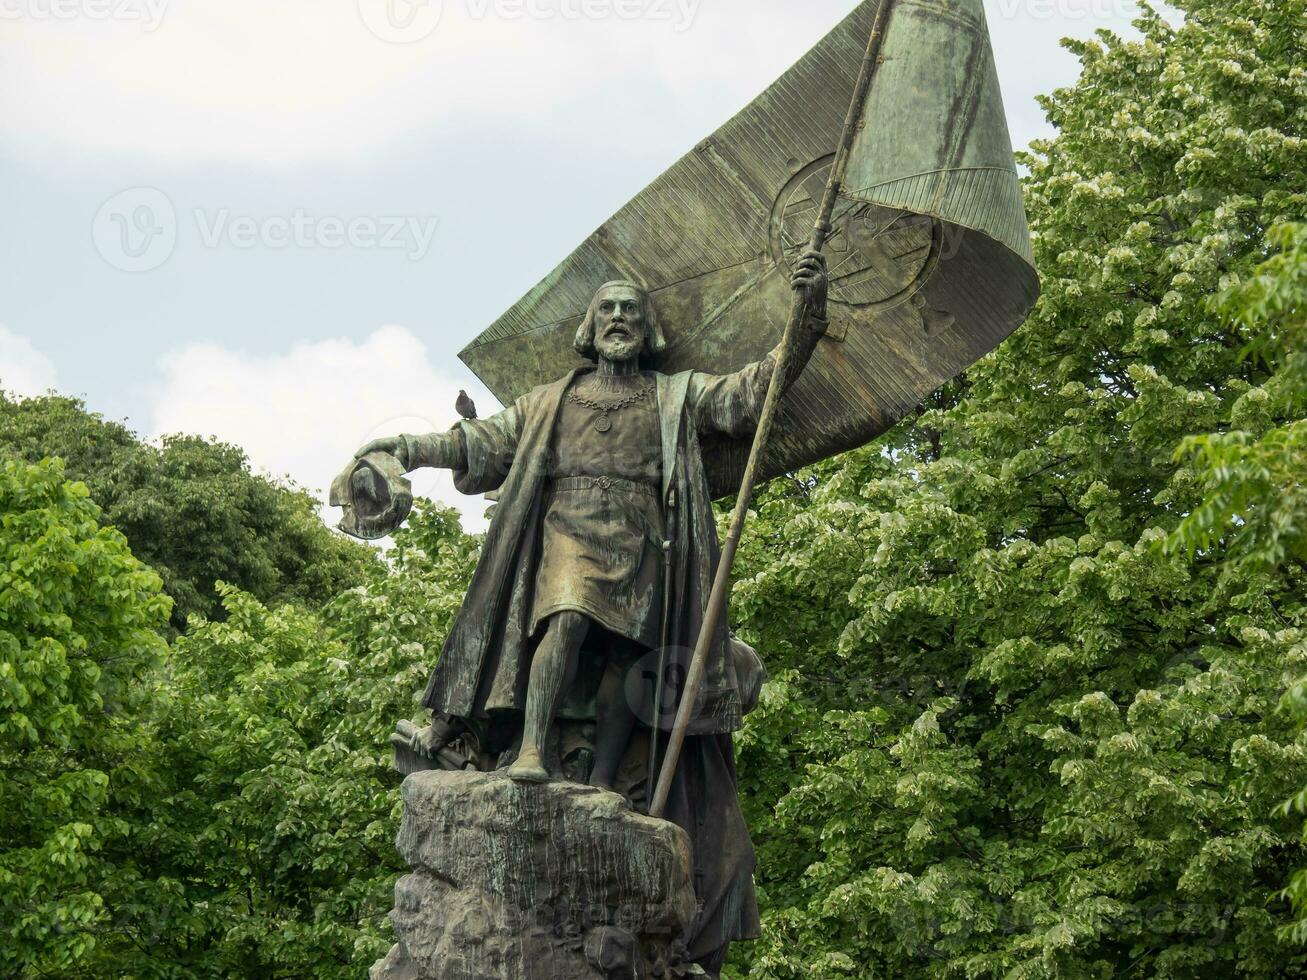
[455,390,477,420]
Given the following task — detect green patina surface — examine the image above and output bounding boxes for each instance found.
[460,0,1038,496]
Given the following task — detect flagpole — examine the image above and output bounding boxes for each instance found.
[649,0,897,820]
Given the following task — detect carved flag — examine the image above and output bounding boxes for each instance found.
[458,0,1038,496]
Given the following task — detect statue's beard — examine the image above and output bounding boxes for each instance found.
[596,336,643,363]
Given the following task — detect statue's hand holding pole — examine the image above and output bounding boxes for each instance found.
[791,249,830,327]
[648,0,894,820]
[779,248,831,386]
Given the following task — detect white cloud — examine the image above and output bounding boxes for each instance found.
[0,324,58,399]
[0,0,1153,169]
[0,0,857,165]
[148,325,497,533]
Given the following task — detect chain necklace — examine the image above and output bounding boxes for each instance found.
[567,378,655,433]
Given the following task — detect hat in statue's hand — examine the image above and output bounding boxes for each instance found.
[330,451,413,541]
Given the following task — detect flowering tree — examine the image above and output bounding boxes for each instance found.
[732,2,1306,975]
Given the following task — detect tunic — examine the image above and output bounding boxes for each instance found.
[407,311,828,971]
[531,372,665,647]
[413,343,820,968]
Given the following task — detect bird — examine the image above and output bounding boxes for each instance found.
[455,390,478,420]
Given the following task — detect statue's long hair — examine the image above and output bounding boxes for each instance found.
[573,281,668,361]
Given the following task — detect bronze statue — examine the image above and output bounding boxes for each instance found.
[341,2,1041,974]
[345,253,826,970]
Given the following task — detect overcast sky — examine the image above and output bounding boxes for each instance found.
[0,0,1146,530]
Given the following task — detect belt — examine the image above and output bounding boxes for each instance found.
[549,476,659,497]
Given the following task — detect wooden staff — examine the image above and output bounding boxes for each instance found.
[650,0,897,819]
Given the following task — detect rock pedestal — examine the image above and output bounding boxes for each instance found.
[371,770,701,980]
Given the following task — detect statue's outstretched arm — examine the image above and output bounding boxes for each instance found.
[352,399,524,495]
[352,429,466,473]
[402,429,469,472]
[767,305,829,395]
[689,250,829,437]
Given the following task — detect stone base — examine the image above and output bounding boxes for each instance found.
[371,770,701,980]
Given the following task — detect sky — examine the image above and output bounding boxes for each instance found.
[0,0,1148,532]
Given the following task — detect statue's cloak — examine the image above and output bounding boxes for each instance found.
[422,363,776,735]
[419,361,775,960]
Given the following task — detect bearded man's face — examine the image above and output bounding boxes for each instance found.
[591,286,648,363]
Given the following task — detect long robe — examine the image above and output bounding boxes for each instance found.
[418,356,781,963]
[423,359,777,734]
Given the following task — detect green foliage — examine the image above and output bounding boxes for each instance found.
[728,1,1307,976]
[1168,221,1307,572]
[1283,666,1307,946]
[0,394,378,629]
[82,502,478,978]
[1161,217,1307,945]
[6,1,1306,976]
[0,458,171,976]
[1219,222,1307,942]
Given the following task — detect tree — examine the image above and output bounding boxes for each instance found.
[728,1,1307,976]
[6,1,1304,975]
[0,395,378,629]
[1177,221,1307,943]
[1168,221,1307,573]
[86,503,478,978]
[0,458,171,976]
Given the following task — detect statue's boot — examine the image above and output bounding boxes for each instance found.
[506,749,550,783]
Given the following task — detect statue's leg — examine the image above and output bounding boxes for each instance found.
[590,639,641,792]
[508,611,589,782]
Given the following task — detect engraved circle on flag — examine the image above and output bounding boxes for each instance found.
[770,156,940,311]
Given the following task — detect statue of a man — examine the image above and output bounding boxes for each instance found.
[352,251,828,972]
